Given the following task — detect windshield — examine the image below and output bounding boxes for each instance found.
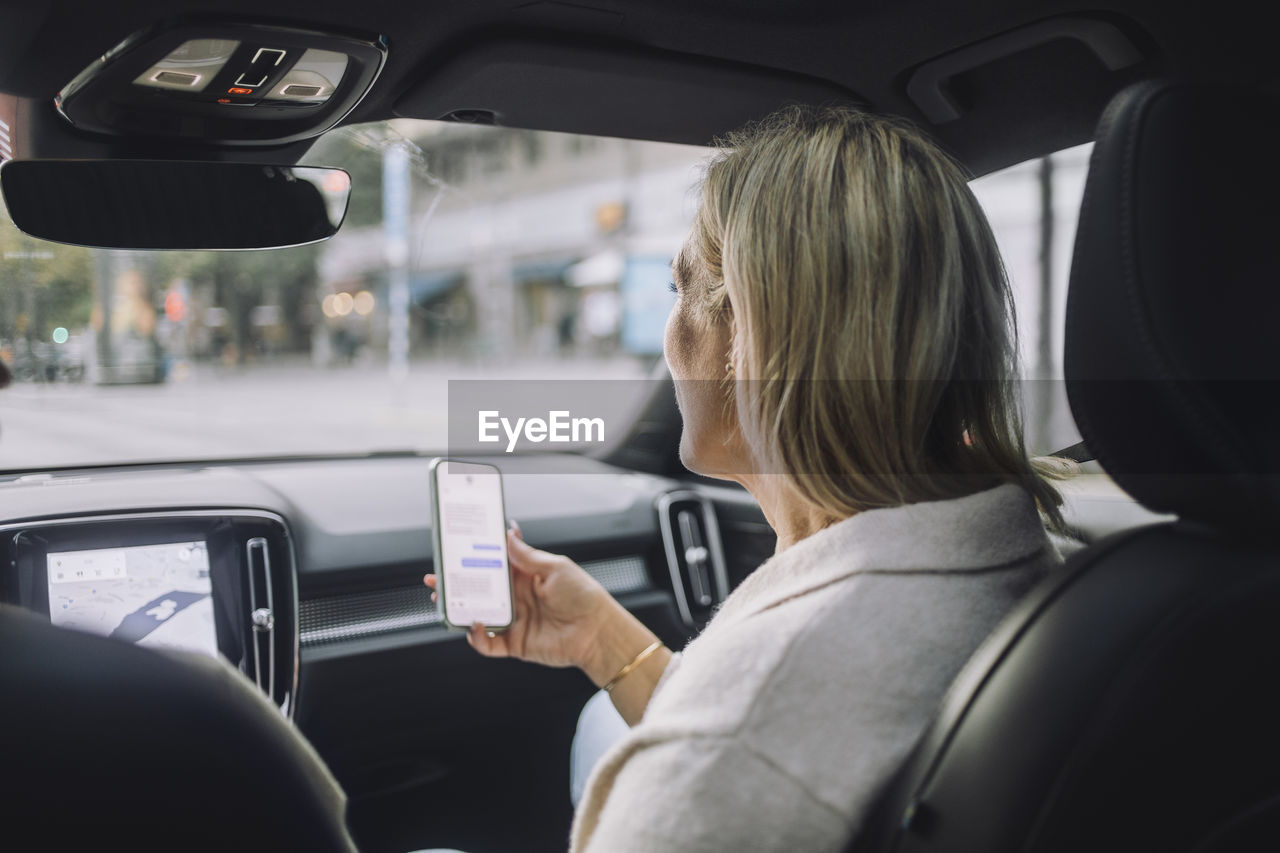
[0,120,1091,472]
[0,120,707,469]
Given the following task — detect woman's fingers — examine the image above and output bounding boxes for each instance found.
[507,527,562,578]
[465,622,510,657]
[428,573,518,653]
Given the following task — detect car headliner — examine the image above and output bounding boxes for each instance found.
[0,0,1268,176]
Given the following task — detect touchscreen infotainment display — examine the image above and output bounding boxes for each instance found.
[46,540,217,658]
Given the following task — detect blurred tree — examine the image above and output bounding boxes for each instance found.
[2,126,393,366]
[2,195,321,369]
[182,244,320,363]
[305,129,386,228]
[0,215,92,344]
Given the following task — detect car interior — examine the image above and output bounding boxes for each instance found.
[0,2,1276,852]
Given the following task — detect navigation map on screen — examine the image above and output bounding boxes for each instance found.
[47,540,217,657]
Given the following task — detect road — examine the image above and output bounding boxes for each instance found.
[0,356,653,470]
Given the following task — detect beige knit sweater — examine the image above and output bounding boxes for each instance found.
[570,484,1060,853]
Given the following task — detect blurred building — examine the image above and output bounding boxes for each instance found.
[312,121,1093,454]
[317,122,706,363]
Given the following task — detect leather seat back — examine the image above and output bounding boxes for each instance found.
[851,80,1280,852]
[0,606,359,853]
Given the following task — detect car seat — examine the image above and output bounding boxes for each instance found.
[850,78,1280,852]
[0,605,359,853]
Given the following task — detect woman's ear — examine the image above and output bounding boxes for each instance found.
[726,310,746,380]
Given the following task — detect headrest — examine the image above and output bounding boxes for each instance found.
[1064,80,1280,530]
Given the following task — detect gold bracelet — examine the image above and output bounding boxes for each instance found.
[603,640,663,692]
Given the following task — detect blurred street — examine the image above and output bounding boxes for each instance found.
[0,357,652,470]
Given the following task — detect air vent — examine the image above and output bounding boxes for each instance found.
[657,491,729,625]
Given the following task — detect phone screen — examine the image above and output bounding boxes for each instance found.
[432,460,513,629]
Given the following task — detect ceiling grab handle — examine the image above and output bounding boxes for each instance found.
[907,18,1143,123]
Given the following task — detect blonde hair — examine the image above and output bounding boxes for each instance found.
[689,104,1066,529]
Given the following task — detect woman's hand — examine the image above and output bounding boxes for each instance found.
[424,522,621,672]
[425,522,672,724]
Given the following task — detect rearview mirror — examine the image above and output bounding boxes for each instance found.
[0,160,350,250]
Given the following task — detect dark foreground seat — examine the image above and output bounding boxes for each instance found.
[0,606,359,853]
[852,79,1280,852]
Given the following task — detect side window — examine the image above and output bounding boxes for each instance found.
[970,142,1092,458]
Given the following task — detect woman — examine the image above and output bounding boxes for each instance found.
[426,105,1064,852]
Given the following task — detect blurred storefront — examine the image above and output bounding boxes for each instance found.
[513,256,578,356]
[313,125,698,365]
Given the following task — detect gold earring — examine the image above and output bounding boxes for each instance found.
[725,360,735,377]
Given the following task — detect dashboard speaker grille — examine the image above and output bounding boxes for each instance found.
[300,585,439,646]
[578,555,651,596]
[300,555,651,647]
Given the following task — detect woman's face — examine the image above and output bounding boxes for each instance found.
[663,238,742,479]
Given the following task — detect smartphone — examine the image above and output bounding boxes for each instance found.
[429,458,514,632]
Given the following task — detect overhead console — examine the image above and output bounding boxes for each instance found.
[393,35,864,146]
[54,20,386,145]
[0,510,298,714]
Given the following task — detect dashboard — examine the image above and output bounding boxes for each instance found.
[0,452,774,846]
